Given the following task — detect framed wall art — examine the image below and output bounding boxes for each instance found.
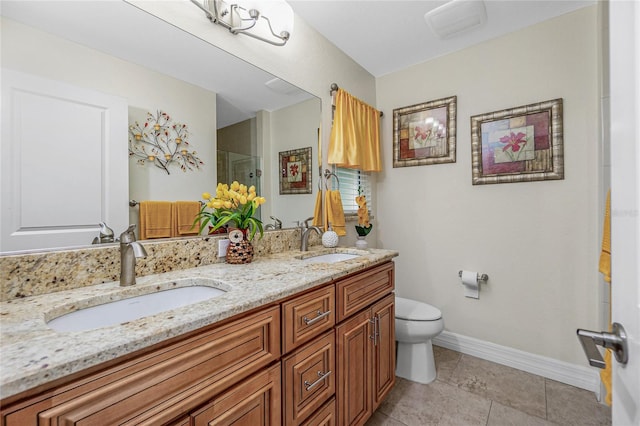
[393,95,457,167]
[470,98,564,185]
[279,147,312,194]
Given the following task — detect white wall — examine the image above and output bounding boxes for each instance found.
[1,17,217,233]
[376,6,602,365]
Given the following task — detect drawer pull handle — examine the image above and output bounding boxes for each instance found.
[303,310,331,325]
[304,370,332,391]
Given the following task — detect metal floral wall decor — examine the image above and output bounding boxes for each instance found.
[470,98,564,185]
[129,110,204,174]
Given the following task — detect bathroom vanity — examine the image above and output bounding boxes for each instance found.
[0,248,397,425]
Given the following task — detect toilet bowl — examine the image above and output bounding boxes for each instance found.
[395,296,444,384]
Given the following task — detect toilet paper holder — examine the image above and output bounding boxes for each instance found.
[458,270,489,282]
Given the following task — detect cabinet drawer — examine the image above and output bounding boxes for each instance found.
[336,262,394,322]
[300,398,336,426]
[283,331,335,426]
[282,285,335,354]
[4,306,280,426]
[191,363,281,426]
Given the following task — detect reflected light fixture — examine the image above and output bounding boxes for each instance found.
[191,0,294,46]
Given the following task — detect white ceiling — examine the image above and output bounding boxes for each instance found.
[288,0,596,77]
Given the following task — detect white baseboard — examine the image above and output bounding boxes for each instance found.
[433,331,601,399]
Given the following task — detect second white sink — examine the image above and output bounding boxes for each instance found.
[301,253,361,264]
[47,283,226,332]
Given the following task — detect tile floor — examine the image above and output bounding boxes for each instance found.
[366,345,611,426]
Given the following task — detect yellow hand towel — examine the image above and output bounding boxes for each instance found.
[599,190,612,406]
[325,190,346,236]
[139,201,173,240]
[599,190,611,283]
[312,191,323,227]
[173,201,201,236]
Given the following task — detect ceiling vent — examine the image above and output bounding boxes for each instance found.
[264,77,302,95]
[424,0,487,39]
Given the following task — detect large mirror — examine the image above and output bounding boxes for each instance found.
[0,0,321,253]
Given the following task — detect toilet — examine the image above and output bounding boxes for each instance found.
[394,296,444,384]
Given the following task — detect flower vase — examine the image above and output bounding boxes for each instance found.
[355,236,368,249]
[226,229,254,264]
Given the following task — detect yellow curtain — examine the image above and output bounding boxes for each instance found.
[328,88,381,172]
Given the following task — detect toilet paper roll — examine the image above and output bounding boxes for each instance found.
[461,270,479,299]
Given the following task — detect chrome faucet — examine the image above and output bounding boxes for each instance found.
[264,215,283,230]
[92,222,115,244]
[119,224,147,287]
[300,217,322,251]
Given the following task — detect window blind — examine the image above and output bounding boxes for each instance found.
[335,167,372,214]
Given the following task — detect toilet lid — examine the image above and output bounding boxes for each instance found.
[395,296,442,321]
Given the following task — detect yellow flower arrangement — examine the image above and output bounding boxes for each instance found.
[194,181,266,240]
[355,194,373,236]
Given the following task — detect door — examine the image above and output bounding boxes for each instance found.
[371,294,395,411]
[336,309,372,426]
[1,69,128,252]
[609,1,640,425]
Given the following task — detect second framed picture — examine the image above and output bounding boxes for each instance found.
[393,95,457,167]
[470,98,564,185]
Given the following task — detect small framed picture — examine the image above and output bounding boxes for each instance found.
[393,96,457,167]
[279,147,312,194]
[470,98,564,185]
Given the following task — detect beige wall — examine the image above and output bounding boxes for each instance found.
[127,1,378,169]
[375,6,602,365]
[1,17,218,232]
[267,98,322,228]
[217,119,257,156]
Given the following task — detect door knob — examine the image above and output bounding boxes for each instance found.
[577,322,628,368]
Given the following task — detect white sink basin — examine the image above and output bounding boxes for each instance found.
[47,284,226,332]
[301,253,361,264]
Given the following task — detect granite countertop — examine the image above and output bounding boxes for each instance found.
[0,246,398,400]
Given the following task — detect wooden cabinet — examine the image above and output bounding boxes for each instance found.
[2,306,280,426]
[282,330,335,426]
[335,263,395,426]
[300,398,336,426]
[1,260,395,426]
[282,285,335,354]
[191,363,281,426]
[336,262,394,322]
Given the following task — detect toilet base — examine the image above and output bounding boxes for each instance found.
[395,340,437,384]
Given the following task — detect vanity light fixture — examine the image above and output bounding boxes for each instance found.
[191,0,294,46]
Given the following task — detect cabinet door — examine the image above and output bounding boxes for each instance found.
[191,364,281,426]
[336,310,372,426]
[283,331,335,426]
[300,398,335,426]
[371,293,395,410]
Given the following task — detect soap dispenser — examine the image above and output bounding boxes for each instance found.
[322,223,339,248]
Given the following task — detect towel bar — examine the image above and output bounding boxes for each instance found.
[129,200,205,207]
[323,169,340,190]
